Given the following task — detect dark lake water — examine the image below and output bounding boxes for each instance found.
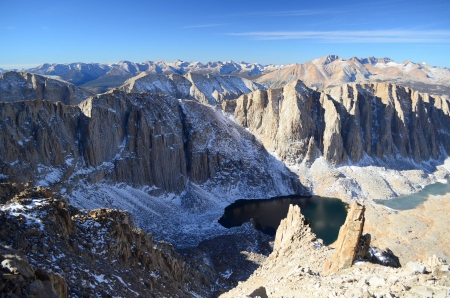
[376,179,450,210]
[218,195,348,245]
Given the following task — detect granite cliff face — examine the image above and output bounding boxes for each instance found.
[0,89,302,205]
[0,71,92,105]
[231,80,450,166]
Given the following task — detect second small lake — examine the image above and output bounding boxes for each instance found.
[376,179,450,210]
[218,195,347,245]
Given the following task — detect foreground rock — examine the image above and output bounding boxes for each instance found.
[1,245,67,298]
[365,193,450,264]
[221,203,450,297]
[0,184,226,297]
[323,201,366,275]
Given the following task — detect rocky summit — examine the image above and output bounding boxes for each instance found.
[257,55,450,96]
[222,203,450,298]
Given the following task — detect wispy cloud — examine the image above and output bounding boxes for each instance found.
[183,23,227,29]
[238,9,342,17]
[41,26,51,31]
[220,9,341,18]
[6,26,14,30]
[228,30,450,43]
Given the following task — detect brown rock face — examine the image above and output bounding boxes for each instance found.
[323,201,365,275]
[232,81,450,165]
[0,245,68,298]
[273,204,314,253]
[0,71,92,105]
[0,185,222,297]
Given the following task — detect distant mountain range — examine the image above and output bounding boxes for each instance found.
[257,55,450,95]
[24,60,279,93]
[2,55,449,96]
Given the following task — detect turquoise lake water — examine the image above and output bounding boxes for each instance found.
[376,180,450,210]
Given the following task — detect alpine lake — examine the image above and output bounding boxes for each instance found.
[218,195,348,245]
[375,179,450,210]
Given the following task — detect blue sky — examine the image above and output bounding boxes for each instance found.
[1,0,450,69]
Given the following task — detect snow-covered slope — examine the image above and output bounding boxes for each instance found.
[0,71,93,104]
[120,72,266,105]
[258,55,450,95]
[28,62,112,85]
[26,60,279,93]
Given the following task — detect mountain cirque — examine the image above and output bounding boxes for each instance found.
[0,87,303,246]
[1,55,450,297]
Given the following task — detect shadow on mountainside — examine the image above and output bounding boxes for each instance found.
[179,230,274,296]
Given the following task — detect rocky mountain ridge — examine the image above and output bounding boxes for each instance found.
[231,80,450,165]
[0,89,300,192]
[0,184,224,297]
[257,55,450,95]
[119,72,265,106]
[0,71,93,105]
[0,88,303,246]
[12,55,450,96]
[226,80,450,200]
[23,60,279,93]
